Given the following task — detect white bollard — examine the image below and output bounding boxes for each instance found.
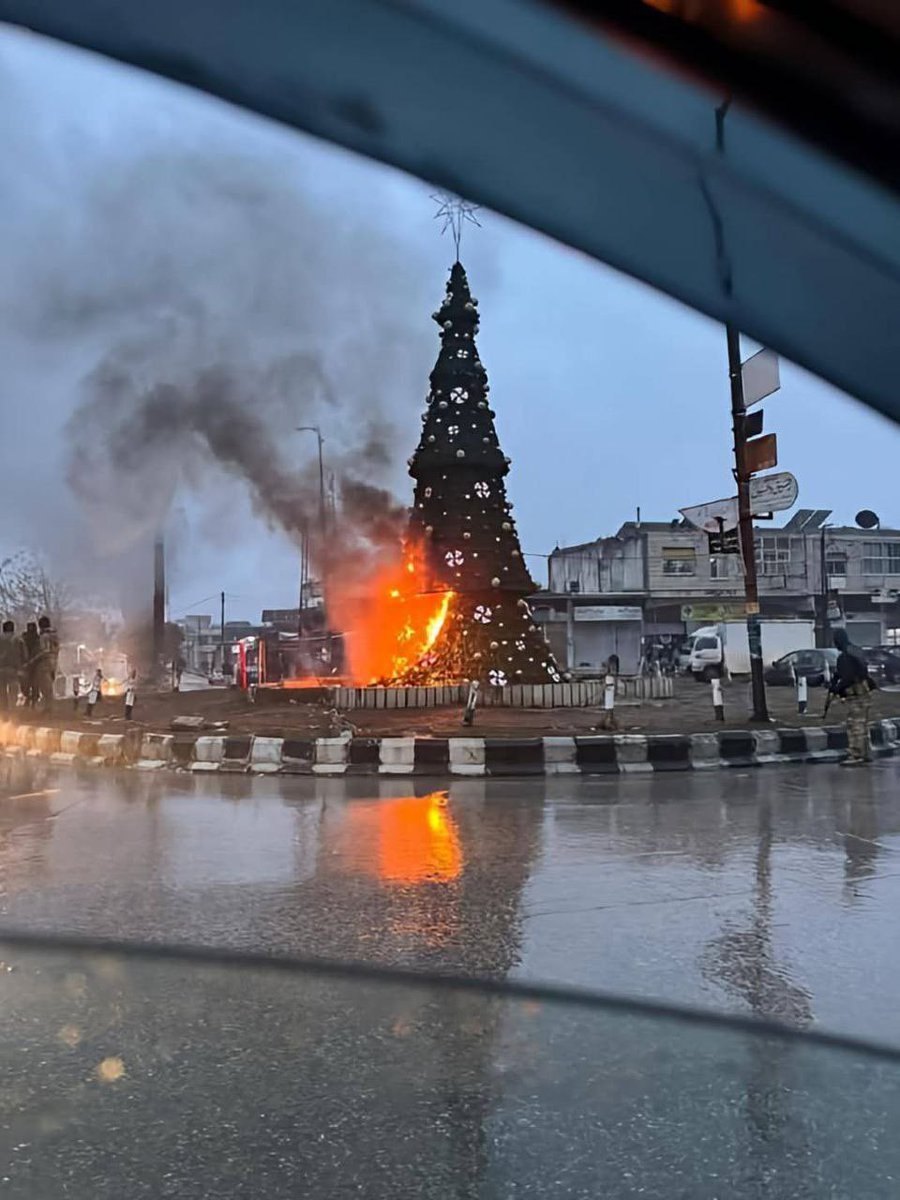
[797,672,808,715]
[462,679,479,726]
[603,673,616,713]
[710,675,725,722]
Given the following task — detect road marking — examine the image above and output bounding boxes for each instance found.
[6,789,61,801]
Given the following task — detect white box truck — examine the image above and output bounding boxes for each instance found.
[688,619,815,680]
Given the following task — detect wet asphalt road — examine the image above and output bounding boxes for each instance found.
[2,758,900,1197]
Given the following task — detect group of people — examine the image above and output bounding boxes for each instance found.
[0,616,59,712]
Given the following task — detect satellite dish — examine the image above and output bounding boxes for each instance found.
[856,509,880,529]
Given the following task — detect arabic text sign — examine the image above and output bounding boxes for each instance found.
[749,471,798,514]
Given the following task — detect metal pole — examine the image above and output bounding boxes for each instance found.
[819,524,832,648]
[727,323,769,722]
[220,591,226,676]
[152,535,165,673]
[316,429,326,543]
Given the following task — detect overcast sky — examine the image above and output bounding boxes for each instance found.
[2,24,898,625]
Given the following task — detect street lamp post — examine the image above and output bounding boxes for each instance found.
[296,425,331,663]
[296,425,326,548]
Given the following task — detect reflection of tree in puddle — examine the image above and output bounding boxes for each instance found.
[0,787,544,1199]
[329,791,464,950]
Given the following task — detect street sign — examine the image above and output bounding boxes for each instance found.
[749,470,798,514]
[680,496,738,533]
[743,409,764,438]
[742,347,780,408]
[573,605,642,622]
[745,433,777,474]
[682,602,745,623]
[708,528,740,555]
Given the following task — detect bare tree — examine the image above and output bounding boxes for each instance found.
[0,552,74,626]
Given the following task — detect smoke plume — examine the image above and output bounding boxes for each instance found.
[0,26,443,618]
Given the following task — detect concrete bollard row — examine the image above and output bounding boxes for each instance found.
[0,718,898,777]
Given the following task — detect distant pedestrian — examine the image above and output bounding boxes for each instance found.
[86,668,103,717]
[21,622,41,707]
[35,615,60,712]
[828,628,876,766]
[0,621,23,711]
[124,668,137,720]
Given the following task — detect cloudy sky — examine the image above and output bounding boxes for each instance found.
[1,23,898,625]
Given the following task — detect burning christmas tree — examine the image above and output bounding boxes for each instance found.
[391,260,561,686]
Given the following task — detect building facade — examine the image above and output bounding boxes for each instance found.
[536,518,900,674]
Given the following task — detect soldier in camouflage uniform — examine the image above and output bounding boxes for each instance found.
[829,628,875,766]
[35,615,60,713]
[0,621,23,711]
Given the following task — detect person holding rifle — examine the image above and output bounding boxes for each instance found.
[826,629,876,766]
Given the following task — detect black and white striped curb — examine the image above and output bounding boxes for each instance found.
[1,719,899,776]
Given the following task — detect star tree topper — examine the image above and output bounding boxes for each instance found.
[431,191,482,258]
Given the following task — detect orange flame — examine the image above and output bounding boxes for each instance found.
[339,792,463,885]
[330,543,454,683]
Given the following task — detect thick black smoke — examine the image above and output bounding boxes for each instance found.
[0,26,442,617]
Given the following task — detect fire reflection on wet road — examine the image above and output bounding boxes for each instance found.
[0,756,898,1041]
[2,756,900,1197]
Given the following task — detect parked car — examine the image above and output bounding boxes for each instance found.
[764,649,839,687]
[864,647,900,683]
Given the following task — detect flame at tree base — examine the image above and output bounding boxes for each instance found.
[331,547,456,685]
[387,590,560,687]
[332,543,560,688]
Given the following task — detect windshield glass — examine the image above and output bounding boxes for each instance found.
[3,936,900,1199]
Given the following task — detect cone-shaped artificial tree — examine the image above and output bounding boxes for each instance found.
[397,261,561,686]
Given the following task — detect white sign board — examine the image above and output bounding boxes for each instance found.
[680,497,738,533]
[573,605,642,622]
[682,473,798,531]
[742,347,780,408]
[749,471,798,514]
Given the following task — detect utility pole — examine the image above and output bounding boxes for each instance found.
[728,326,769,721]
[296,424,331,663]
[714,96,769,722]
[152,535,166,676]
[297,425,326,549]
[220,590,226,676]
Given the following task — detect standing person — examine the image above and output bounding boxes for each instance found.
[828,628,876,766]
[0,621,23,711]
[35,615,60,712]
[86,667,103,716]
[124,667,137,720]
[21,622,41,707]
